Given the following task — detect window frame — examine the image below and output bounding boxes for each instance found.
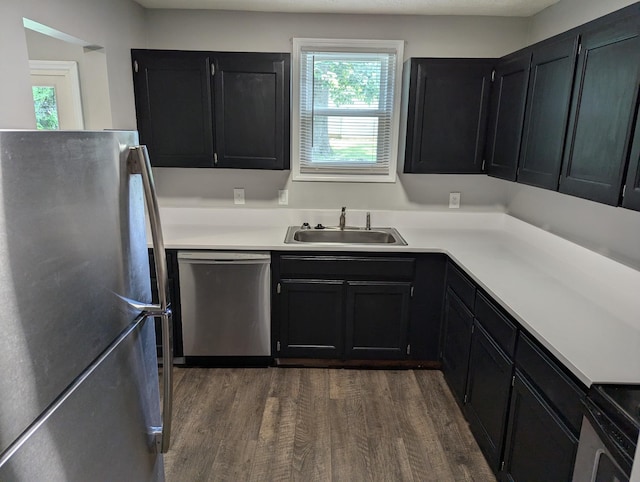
[292,38,405,183]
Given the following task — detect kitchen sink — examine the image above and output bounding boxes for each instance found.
[284,226,407,246]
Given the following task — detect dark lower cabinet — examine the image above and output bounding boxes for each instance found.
[517,34,579,190]
[560,15,640,205]
[486,50,532,181]
[622,107,640,211]
[272,253,436,362]
[441,287,474,403]
[345,281,411,359]
[403,58,494,173]
[501,371,578,482]
[464,321,514,472]
[149,249,183,358]
[277,279,344,358]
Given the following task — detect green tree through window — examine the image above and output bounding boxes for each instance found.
[32,86,60,130]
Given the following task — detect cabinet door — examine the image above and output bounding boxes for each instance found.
[150,252,183,358]
[345,281,411,359]
[622,104,640,211]
[501,372,578,482]
[486,50,532,181]
[213,53,290,170]
[464,322,513,473]
[518,35,579,190]
[404,59,494,173]
[277,279,343,358]
[132,50,215,168]
[441,287,474,403]
[560,18,640,205]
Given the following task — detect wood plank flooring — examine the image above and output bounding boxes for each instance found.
[164,368,496,482]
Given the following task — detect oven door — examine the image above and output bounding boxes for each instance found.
[573,399,631,482]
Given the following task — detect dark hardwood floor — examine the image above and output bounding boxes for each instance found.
[164,367,495,482]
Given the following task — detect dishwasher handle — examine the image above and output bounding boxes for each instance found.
[178,252,271,264]
[178,258,271,265]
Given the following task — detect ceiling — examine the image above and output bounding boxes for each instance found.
[132,0,561,17]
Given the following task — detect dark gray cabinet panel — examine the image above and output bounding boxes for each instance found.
[132,49,290,170]
[277,279,344,358]
[345,281,411,359]
[560,17,640,205]
[404,59,494,173]
[273,253,432,362]
[486,50,532,181]
[622,103,640,211]
[465,321,514,472]
[213,53,290,170]
[501,371,578,482]
[441,287,474,403]
[518,35,579,190]
[132,51,214,168]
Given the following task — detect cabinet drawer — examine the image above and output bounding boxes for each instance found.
[279,255,415,280]
[474,293,517,358]
[515,333,586,435]
[446,262,476,310]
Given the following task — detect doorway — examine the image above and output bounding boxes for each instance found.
[30,60,84,130]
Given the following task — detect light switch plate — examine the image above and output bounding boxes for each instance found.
[233,188,245,205]
[449,192,461,209]
[278,189,289,205]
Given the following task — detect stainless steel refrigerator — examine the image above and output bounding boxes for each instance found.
[0,130,172,480]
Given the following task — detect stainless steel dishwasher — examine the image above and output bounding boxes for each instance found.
[177,251,271,364]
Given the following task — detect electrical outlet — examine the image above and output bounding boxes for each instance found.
[449,192,461,209]
[278,189,288,205]
[233,188,245,205]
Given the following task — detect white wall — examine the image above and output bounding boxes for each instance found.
[529,0,638,43]
[145,9,529,212]
[144,10,529,58]
[505,0,640,269]
[25,29,113,130]
[0,0,145,129]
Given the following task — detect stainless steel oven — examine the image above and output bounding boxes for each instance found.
[573,385,639,482]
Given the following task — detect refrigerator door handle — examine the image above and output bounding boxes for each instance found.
[128,145,173,454]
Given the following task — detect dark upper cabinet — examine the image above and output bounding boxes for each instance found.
[622,110,640,211]
[132,49,290,170]
[404,58,494,173]
[560,16,640,205]
[486,50,532,181]
[501,371,578,482]
[517,35,579,190]
[345,281,411,359]
[133,50,215,168]
[213,53,290,170]
[277,279,344,358]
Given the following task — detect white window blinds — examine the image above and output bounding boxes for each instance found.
[293,40,404,181]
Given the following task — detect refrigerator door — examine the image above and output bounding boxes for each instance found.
[0,131,162,478]
[0,313,162,481]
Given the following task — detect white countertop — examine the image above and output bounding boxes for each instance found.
[156,207,640,387]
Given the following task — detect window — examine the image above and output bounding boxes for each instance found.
[292,39,404,182]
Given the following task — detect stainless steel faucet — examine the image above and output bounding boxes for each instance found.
[366,212,371,230]
[339,206,346,230]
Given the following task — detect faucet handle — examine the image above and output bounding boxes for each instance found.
[341,206,346,213]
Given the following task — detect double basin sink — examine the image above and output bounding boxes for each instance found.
[284,225,407,246]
